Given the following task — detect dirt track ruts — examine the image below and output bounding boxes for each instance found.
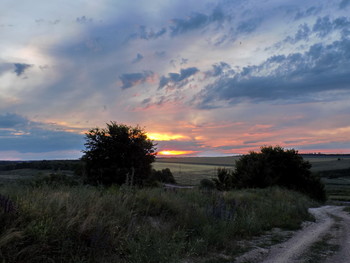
[235,205,350,263]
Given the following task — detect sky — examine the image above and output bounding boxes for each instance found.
[1,0,350,160]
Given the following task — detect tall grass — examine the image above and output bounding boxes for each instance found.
[0,184,316,262]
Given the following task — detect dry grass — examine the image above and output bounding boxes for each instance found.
[0,183,316,263]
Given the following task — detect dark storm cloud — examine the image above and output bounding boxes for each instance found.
[197,37,350,108]
[0,113,83,153]
[159,67,199,89]
[14,63,32,76]
[119,71,154,89]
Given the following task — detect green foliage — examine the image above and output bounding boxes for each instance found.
[81,122,157,186]
[231,146,326,202]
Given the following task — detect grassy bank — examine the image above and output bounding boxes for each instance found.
[0,183,316,263]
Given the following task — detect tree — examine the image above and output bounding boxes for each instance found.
[81,122,157,186]
[212,146,326,202]
[232,146,326,201]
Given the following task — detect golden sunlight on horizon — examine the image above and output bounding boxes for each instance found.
[147,133,188,141]
[158,150,197,156]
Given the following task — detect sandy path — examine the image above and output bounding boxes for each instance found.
[235,205,350,263]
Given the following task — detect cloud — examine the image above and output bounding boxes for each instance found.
[119,71,155,89]
[205,62,234,78]
[132,53,144,63]
[294,6,321,20]
[130,26,167,40]
[313,16,333,38]
[197,37,350,108]
[14,63,32,76]
[339,0,350,9]
[159,67,199,89]
[170,7,225,36]
[236,17,262,34]
[284,23,311,44]
[0,113,84,154]
[0,113,30,128]
[76,16,93,24]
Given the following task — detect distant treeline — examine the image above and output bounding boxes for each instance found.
[301,153,350,157]
[0,160,82,171]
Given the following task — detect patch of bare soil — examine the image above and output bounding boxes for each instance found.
[234,206,350,263]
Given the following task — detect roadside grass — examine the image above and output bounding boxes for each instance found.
[0,183,316,263]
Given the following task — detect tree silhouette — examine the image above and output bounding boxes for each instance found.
[82,122,157,186]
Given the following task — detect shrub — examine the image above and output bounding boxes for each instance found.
[150,168,176,184]
[199,178,216,190]
[211,168,234,191]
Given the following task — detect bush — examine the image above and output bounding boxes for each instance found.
[231,146,326,202]
[211,168,234,191]
[199,178,216,190]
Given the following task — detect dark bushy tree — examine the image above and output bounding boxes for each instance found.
[82,122,157,186]
[150,168,176,184]
[213,146,326,202]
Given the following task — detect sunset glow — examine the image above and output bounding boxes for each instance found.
[147,133,187,141]
[158,150,197,156]
[1,1,350,159]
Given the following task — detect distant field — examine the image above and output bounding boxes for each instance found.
[0,169,74,184]
[303,156,350,172]
[154,155,350,186]
[1,156,350,201]
[156,156,240,166]
[153,162,234,185]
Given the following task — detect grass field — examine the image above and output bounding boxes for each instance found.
[0,184,315,263]
[154,155,350,187]
[1,155,350,200]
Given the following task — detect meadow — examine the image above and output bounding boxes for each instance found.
[0,182,315,263]
[154,155,350,189]
[0,155,349,262]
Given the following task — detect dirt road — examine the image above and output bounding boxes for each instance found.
[235,205,350,263]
